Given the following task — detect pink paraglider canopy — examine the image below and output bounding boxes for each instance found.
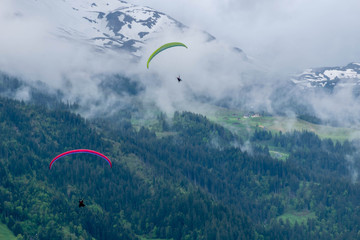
[49,149,112,169]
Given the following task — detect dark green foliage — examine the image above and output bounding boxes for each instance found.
[99,74,144,96]
[172,111,240,147]
[251,128,272,141]
[1,97,360,239]
[297,114,322,124]
[0,98,253,239]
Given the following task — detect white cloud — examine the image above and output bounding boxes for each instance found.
[132,0,360,71]
[0,0,136,116]
[1,0,360,126]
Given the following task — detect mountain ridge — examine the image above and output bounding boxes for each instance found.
[19,0,220,56]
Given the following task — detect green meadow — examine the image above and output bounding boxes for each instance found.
[0,223,16,240]
[277,210,316,225]
[206,108,360,142]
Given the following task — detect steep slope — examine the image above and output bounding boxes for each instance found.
[2,97,360,239]
[0,97,253,240]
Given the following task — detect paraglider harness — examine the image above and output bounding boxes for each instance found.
[79,199,85,208]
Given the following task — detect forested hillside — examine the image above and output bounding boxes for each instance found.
[1,97,360,239]
[0,98,252,239]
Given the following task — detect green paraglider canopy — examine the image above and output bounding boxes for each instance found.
[147,42,188,69]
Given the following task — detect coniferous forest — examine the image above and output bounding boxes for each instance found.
[1,96,360,239]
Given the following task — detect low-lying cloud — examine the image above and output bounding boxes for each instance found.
[1,0,360,129]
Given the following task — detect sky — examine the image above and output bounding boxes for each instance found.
[133,0,360,72]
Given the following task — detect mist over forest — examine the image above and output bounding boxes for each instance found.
[1,0,360,239]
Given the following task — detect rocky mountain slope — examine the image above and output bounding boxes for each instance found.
[15,0,217,56]
[292,62,360,89]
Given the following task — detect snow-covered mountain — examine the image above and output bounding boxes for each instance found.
[17,0,219,56]
[63,0,187,54]
[292,63,360,89]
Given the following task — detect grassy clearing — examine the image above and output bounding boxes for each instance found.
[122,154,152,183]
[139,237,173,240]
[207,108,360,142]
[139,238,170,240]
[268,146,290,161]
[269,150,289,161]
[155,131,178,138]
[131,118,159,131]
[0,223,16,240]
[129,104,360,142]
[277,210,316,225]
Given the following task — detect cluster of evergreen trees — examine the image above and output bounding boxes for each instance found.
[1,97,360,239]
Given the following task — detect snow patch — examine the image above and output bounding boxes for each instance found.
[324,69,360,80]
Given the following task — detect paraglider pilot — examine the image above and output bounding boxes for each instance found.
[177,76,182,82]
[79,199,85,208]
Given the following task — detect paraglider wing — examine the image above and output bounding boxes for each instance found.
[147,42,188,69]
[49,149,112,169]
